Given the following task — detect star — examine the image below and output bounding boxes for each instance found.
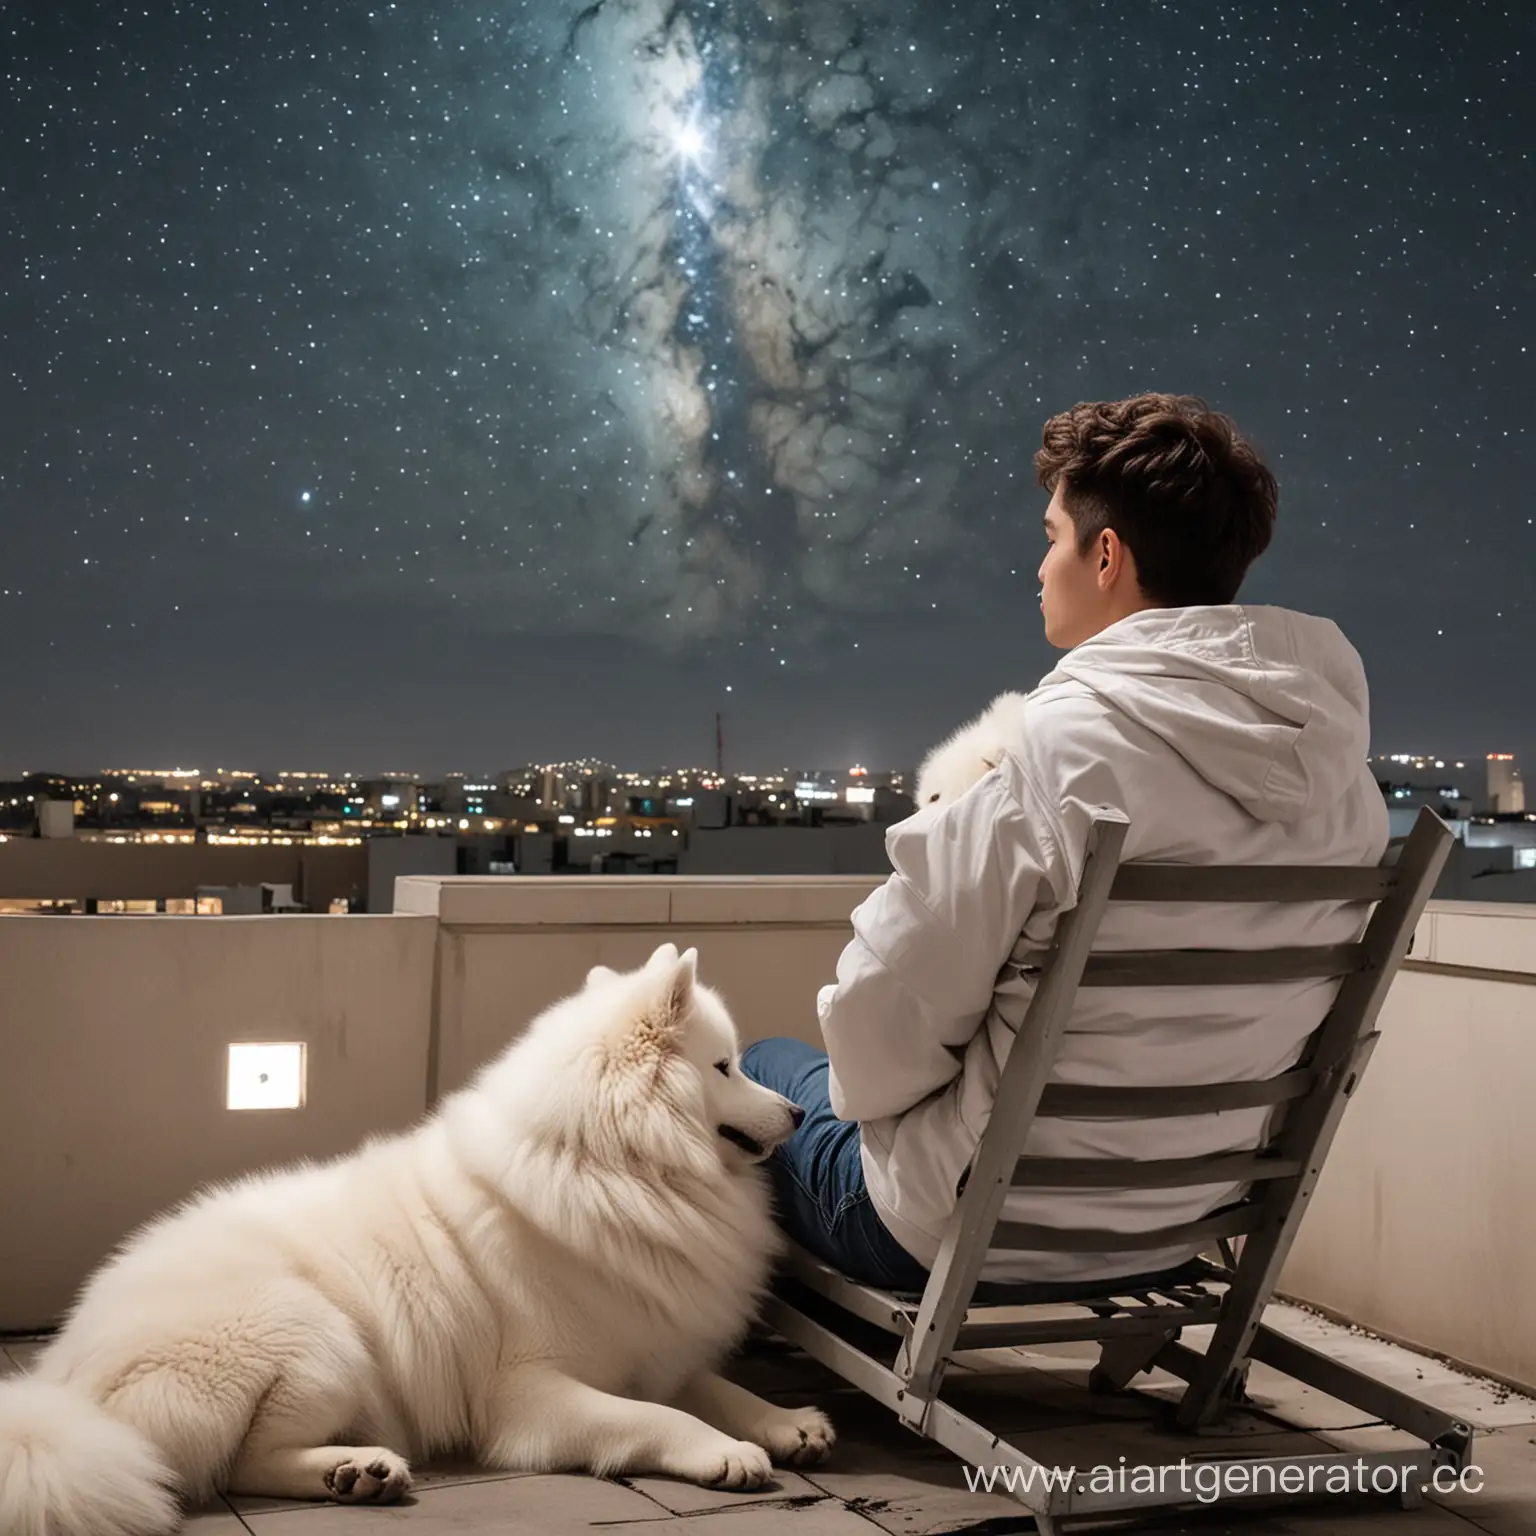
[674,122,706,162]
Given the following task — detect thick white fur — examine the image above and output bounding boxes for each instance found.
[0,943,831,1536]
[914,691,1029,808]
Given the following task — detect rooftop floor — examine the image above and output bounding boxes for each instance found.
[7,1302,1532,1536]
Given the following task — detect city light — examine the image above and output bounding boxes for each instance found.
[4,752,1529,919]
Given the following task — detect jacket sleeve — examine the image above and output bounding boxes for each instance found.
[820,752,1069,1124]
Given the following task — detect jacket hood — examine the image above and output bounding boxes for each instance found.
[1040,606,1374,824]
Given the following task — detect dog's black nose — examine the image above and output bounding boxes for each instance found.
[789,1103,806,1129]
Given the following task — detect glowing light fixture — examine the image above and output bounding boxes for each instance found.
[227,1042,306,1110]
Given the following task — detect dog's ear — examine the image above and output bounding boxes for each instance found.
[606,945,698,1067]
[664,946,699,1014]
[585,964,619,988]
[647,945,697,1032]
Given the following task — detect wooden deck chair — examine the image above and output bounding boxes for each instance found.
[763,805,1463,1532]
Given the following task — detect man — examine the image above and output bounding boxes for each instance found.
[742,392,1389,1292]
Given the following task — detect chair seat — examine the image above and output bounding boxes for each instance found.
[920,1254,1221,1308]
[776,1240,1227,1348]
[780,1238,1218,1310]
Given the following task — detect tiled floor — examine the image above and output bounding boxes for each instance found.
[4,1305,1533,1535]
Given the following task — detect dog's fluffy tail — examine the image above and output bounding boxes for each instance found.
[0,1377,180,1536]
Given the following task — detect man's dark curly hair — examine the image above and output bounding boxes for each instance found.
[1034,393,1278,607]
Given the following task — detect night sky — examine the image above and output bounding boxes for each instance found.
[1,1,1530,776]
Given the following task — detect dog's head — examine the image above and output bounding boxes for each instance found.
[584,944,804,1169]
[915,730,1002,809]
[914,691,1028,808]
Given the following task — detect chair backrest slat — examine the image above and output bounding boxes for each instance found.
[1012,1150,1304,1190]
[992,1204,1261,1255]
[1108,864,1397,903]
[1078,943,1369,987]
[1035,1068,1313,1119]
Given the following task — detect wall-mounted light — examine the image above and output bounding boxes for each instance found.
[227,1042,306,1110]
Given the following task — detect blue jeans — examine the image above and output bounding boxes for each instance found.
[740,1036,930,1292]
[742,1037,1215,1306]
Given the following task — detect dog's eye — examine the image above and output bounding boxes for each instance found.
[714,1059,730,1077]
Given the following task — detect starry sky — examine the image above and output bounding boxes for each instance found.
[1,0,1530,776]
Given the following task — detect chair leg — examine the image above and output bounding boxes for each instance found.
[1089,1331,1176,1395]
[1177,1355,1252,1429]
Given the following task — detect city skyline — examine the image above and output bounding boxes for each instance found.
[1,747,1524,791]
[2,3,1530,768]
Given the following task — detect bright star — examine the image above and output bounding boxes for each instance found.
[674,121,706,161]
[300,491,312,503]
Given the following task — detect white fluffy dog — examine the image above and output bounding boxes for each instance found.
[914,691,1029,808]
[0,943,833,1536]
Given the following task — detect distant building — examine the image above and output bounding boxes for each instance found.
[679,823,894,876]
[1370,754,1475,820]
[692,788,732,829]
[354,778,419,823]
[872,785,917,822]
[35,798,75,839]
[1380,783,1473,819]
[194,882,307,915]
[1487,755,1525,815]
[0,837,364,914]
[366,835,458,915]
[579,774,613,818]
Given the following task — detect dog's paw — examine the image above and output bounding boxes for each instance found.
[755,1406,835,1467]
[693,1439,774,1490]
[323,1448,412,1503]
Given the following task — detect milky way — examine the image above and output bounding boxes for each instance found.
[349,0,1083,648]
[0,1,1530,768]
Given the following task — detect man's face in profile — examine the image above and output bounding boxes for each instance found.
[1037,483,1145,649]
[1037,486,1101,649]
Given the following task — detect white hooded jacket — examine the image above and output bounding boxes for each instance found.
[818,605,1390,1283]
